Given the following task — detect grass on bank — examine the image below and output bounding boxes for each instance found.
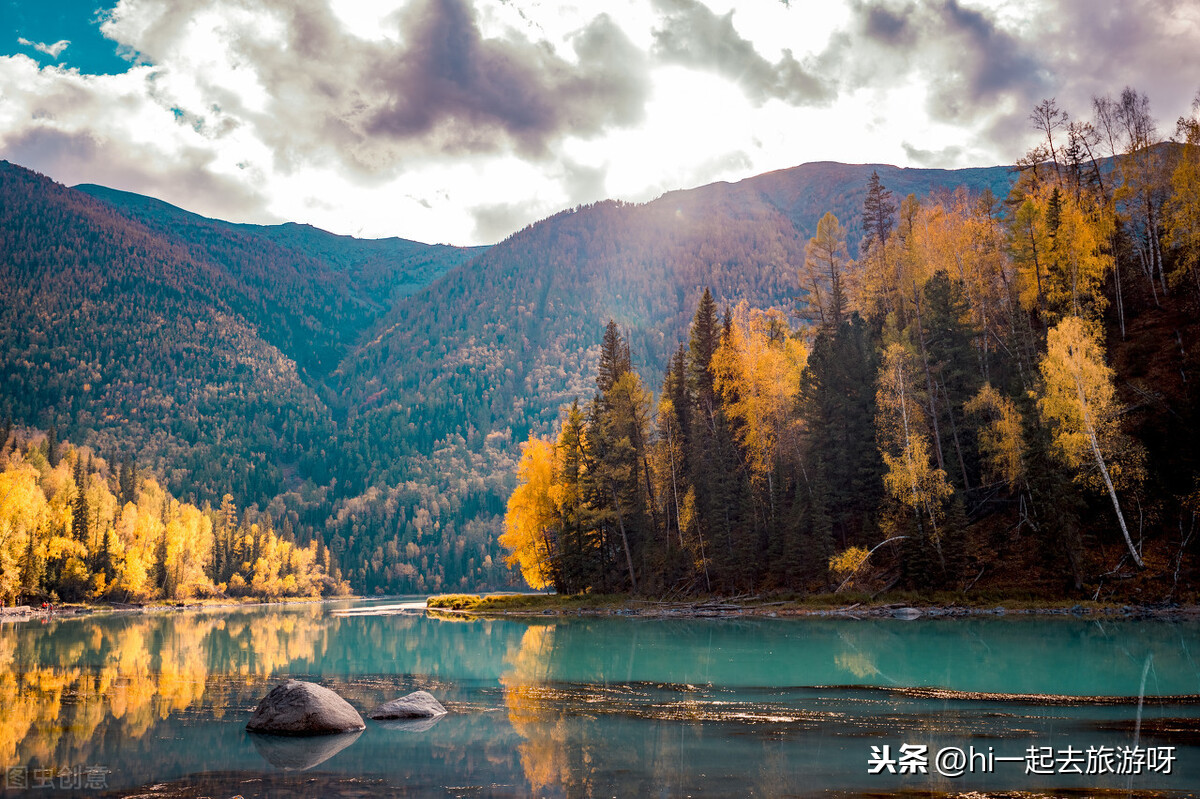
[427,593,626,612]
[426,589,1126,614]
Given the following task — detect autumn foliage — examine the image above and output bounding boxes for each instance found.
[502,89,1200,598]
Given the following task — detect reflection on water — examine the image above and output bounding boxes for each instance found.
[2,605,1200,796]
[249,729,362,771]
[0,605,331,773]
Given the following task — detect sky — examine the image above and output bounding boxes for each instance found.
[2,0,1199,246]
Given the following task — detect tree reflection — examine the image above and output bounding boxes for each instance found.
[0,605,328,771]
[500,624,577,795]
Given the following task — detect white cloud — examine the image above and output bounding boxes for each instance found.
[1,0,1198,245]
[17,37,71,59]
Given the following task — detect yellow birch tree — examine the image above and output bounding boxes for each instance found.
[1038,316,1145,567]
[876,343,954,536]
[500,436,560,590]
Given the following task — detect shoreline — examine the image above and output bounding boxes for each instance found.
[8,593,1200,623]
[0,594,352,622]
[425,593,1200,620]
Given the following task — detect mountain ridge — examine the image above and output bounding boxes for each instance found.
[2,154,1020,594]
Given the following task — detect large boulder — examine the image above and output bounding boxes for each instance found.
[368,690,448,720]
[246,680,366,736]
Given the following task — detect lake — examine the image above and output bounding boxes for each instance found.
[1,599,1198,797]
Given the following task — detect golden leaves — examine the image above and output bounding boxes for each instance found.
[499,436,559,591]
[965,384,1025,490]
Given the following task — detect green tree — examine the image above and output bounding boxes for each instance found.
[862,170,896,255]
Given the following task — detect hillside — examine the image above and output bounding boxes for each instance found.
[729,160,1015,256]
[0,160,333,504]
[75,184,485,382]
[1,156,1021,595]
[341,161,1016,455]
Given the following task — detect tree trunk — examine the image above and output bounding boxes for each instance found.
[1084,427,1144,568]
[610,486,639,592]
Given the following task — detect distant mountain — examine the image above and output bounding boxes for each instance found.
[338,160,1016,466]
[710,160,1015,256]
[1,156,1017,594]
[0,160,334,502]
[75,184,485,381]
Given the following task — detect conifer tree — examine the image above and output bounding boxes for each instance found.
[72,456,90,543]
[862,170,896,255]
[46,423,59,468]
[798,314,883,549]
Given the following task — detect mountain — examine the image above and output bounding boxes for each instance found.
[74,184,485,383]
[719,160,1015,256]
[1,157,1016,594]
[337,161,1016,472]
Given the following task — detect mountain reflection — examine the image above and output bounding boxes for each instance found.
[0,605,328,771]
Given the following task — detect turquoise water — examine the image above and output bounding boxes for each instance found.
[1,600,1198,797]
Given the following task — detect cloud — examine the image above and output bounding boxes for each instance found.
[1027,0,1200,130]
[17,38,71,59]
[901,140,965,167]
[0,55,271,222]
[364,4,647,158]
[4,126,271,221]
[825,0,1050,121]
[470,198,541,243]
[817,0,1200,163]
[650,0,834,105]
[101,0,650,175]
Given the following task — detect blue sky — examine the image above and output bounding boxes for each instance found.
[2,0,1199,245]
[5,0,130,74]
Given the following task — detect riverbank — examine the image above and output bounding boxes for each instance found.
[426,591,1200,619]
[0,593,340,622]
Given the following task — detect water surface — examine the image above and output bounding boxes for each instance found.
[1,600,1197,797]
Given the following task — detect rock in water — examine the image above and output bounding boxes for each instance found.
[246,680,366,735]
[892,607,923,620]
[376,716,445,734]
[368,690,448,720]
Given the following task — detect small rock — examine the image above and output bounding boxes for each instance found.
[246,680,365,736]
[368,690,448,720]
[892,607,922,620]
[376,716,445,733]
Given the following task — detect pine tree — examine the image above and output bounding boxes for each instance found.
[597,320,631,395]
[72,456,90,543]
[689,288,720,406]
[46,423,59,468]
[862,170,896,255]
[556,401,590,593]
[798,314,883,549]
[118,454,137,507]
[921,271,982,492]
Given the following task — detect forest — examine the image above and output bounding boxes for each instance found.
[0,421,349,604]
[501,89,1200,600]
[3,85,1198,601]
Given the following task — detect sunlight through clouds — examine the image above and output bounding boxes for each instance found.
[1,0,1198,244]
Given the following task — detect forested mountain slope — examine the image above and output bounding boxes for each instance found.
[339,162,1016,465]
[1,156,1019,596]
[724,160,1015,256]
[76,183,484,383]
[0,161,332,504]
